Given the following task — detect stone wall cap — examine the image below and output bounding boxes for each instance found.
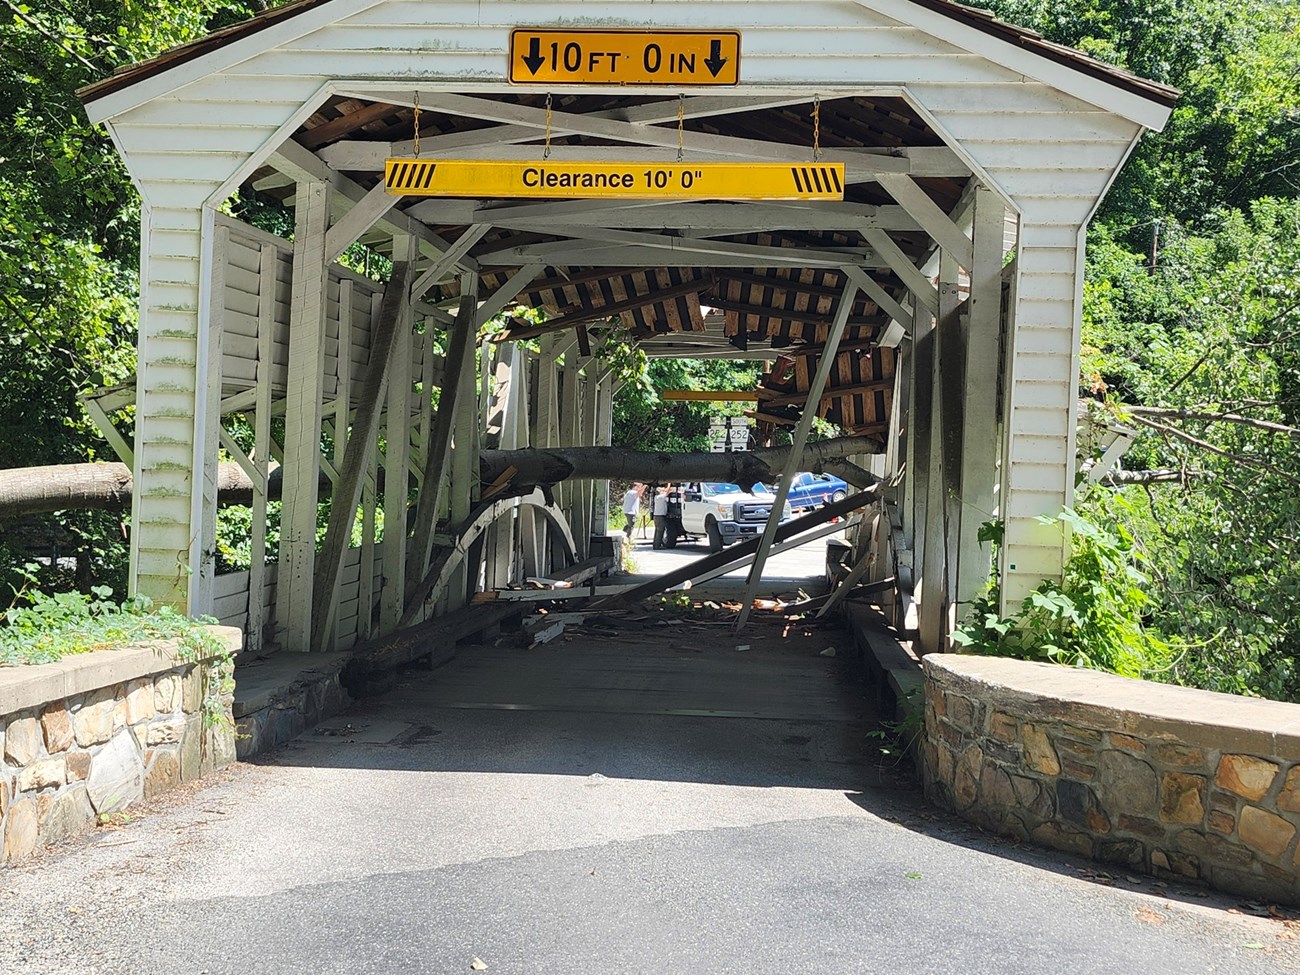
[924,654,1300,757]
[0,625,241,717]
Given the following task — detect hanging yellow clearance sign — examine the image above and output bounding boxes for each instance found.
[509,29,740,86]
[384,159,846,201]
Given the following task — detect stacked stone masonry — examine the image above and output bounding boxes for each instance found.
[922,655,1300,904]
[1,628,240,866]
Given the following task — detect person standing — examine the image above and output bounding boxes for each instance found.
[621,482,642,535]
[652,484,669,549]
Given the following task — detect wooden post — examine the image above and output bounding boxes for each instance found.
[415,322,434,477]
[436,297,481,614]
[578,365,599,547]
[449,336,478,528]
[594,370,614,538]
[379,235,416,634]
[279,179,330,652]
[918,251,962,654]
[309,252,413,651]
[192,218,227,617]
[532,335,560,450]
[246,243,277,654]
[956,186,1006,616]
[735,276,860,629]
[524,337,559,575]
[559,359,581,546]
[327,277,353,648]
[910,306,935,587]
[939,253,967,641]
[358,409,380,643]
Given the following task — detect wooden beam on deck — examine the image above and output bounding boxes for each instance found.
[592,489,878,609]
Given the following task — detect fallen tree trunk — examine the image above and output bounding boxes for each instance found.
[0,462,299,519]
[0,434,880,519]
[478,434,883,493]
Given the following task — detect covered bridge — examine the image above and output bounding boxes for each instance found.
[78,0,1175,655]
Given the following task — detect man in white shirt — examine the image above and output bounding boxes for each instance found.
[652,484,669,548]
[621,482,642,535]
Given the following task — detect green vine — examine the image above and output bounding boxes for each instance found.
[953,509,1173,678]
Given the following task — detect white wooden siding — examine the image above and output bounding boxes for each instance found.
[215,217,435,414]
[215,548,384,650]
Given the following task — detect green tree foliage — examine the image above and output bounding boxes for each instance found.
[972,1,1300,233]
[613,357,762,453]
[0,1,277,593]
[970,1,1300,699]
[1078,200,1300,700]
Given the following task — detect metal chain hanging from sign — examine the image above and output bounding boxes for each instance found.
[812,95,822,162]
[543,93,553,160]
[412,91,421,158]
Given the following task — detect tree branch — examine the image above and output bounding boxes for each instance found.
[1,0,99,72]
[1125,405,1300,439]
[1100,468,1209,486]
[1128,414,1300,488]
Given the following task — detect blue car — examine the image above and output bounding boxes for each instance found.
[755,471,849,511]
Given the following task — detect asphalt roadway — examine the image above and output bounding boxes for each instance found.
[3,541,1299,974]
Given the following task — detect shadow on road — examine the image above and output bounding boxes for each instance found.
[252,609,890,794]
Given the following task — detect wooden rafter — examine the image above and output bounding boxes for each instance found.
[718,269,883,302]
[757,379,894,409]
[707,296,882,330]
[299,101,399,149]
[497,274,712,342]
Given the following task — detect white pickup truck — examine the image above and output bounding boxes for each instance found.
[675,482,794,553]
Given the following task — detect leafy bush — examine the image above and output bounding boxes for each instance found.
[954,510,1172,678]
[1,571,220,668]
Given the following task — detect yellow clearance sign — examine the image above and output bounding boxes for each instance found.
[509,29,740,86]
[384,159,845,201]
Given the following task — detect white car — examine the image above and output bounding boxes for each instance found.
[677,482,794,553]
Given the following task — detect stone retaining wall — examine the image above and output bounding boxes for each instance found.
[1,627,241,865]
[922,654,1300,904]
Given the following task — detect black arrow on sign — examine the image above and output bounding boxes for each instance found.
[521,36,545,75]
[704,39,728,78]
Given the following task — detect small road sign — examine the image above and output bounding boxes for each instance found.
[509,29,740,86]
[384,159,845,201]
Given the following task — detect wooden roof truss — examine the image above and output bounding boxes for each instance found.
[241,90,985,443]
